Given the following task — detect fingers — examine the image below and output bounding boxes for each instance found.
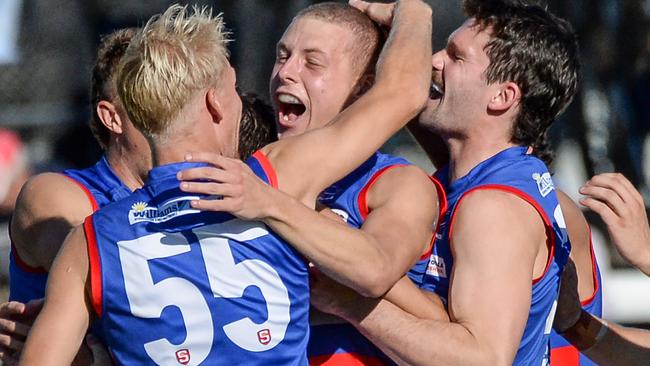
[579,197,618,225]
[0,318,30,338]
[180,181,239,200]
[350,0,395,26]
[184,152,240,170]
[0,347,19,366]
[0,302,26,317]
[0,333,24,352]
[177,166,237,185]
[583,173,641,206]
[579,184,626,218]
[348,0,370,12]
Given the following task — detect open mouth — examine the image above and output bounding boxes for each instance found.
[430,81,444,99]
[277,93,307,126]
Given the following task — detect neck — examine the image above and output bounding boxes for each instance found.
[151,134,221,167]
[446,135,517,182]
[105,145,147,191]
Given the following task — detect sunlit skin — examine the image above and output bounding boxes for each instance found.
[270,17,363,138]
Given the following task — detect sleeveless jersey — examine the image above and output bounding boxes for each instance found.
[550,229,603,366]
[9,156,131,302]
[85,152,310,365]
[407,175,447,287]
[309,151,411,366]
[420,147,571,366]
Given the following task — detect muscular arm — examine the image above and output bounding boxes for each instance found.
[316,190,547,365]
[263,0,433,204]
[264,166,437,296]
[557,190,597,302]
[11,173,93,271]
[19,226,92,366]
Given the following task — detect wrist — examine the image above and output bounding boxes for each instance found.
[560,309,608,351]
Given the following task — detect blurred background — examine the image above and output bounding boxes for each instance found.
[0,0,649,325]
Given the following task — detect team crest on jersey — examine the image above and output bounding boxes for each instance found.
[426,255,447,278]
[532,172,554,197]
[128,197,199,225]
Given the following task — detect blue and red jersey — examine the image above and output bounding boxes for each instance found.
[550,229,603,366]
[9,156,131,303]
[420,146,571,366]
[310,151,424,366]
[85,152,310,365]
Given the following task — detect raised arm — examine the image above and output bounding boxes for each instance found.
[263,0,433,204]
[19,226,92,366]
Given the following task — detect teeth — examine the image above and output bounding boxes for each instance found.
[430,83,444,98]
[283,115,289,122]
[278,94,302,105]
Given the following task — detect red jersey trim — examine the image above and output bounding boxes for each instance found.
[61,175,99,212]
[252,150,278,189]
[419,175,449,260]
[447,184,556,285]
[550,345,580,365]
[357,164,408,220]
[580,225,600,307]
[84,215,103,318]
[309,353,387,366]
[10,242,47,274]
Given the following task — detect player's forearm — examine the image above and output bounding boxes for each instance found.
[584,322,650,365]
[264,191,397,297]
[342,297,497,366]
[375,0,432,106]
[383,277,449,321]
[20,305,87,365]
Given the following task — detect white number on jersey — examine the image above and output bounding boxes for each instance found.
[118,220,291,365]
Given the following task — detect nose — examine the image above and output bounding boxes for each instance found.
[277,55,300,84]
[431,50,444,72]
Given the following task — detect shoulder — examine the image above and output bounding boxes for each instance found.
[452,189,546,247]
[368,164,438,209]
[11,172,95,269]
[13,173,93,223]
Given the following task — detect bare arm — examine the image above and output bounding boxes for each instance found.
[557,190,597,302]
[181,161,437,297]
[579,173,650,276]
[263,0,433,204]
[554,258,650,365]
[19,226,92,366]
[313,191,546,365]
[11,173,93,270]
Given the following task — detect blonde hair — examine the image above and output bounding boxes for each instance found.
[118,4,231,138]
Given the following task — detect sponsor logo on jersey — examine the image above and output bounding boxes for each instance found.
[128,197,199,225]
[532,172,554,197]
[426,255,447,278]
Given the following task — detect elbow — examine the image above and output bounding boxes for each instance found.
[352,271,394,298]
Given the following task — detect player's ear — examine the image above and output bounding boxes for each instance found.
[97,100,124,134]
[488,81,520,113]
[206,88,224,124]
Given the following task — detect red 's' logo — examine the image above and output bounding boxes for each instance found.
[176,349,191,365]
[257,329,272,345]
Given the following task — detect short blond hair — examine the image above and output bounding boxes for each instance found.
[117,4,231,138]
